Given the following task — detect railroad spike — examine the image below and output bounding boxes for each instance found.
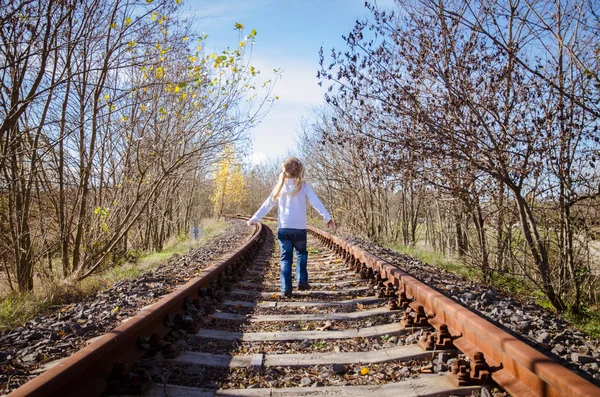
[470,352,491,383]
[414,305,429,326]
[400,308,415,327]
[398,291,412,309]
[417,323,455,350]
[418,331,436,350]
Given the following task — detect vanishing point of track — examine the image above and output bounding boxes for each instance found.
[7,219,600,396]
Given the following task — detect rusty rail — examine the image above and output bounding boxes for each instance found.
[308,226,600,397]
[8,223,266,397]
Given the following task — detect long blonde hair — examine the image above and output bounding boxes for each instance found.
[272,157,305,199]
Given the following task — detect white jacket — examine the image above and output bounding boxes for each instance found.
[250,180,331,229]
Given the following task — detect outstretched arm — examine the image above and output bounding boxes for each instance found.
[248,194,277,225]
[305,183,335,228]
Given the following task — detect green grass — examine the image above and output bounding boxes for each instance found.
[386,243,477,280]
[0,218,229,330]
[385,240,600,339]
[565,307,600,338]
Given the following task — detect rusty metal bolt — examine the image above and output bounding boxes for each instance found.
[385,283,395,297]
[415,305,428,325]
[387,299,399,311]
[437,323,453,346]
[367,268,374,279]
[360,268,368,279]
[401,309,414,327]
[421,331,436,350]
[471,351,490,380]
[398,291,411,308]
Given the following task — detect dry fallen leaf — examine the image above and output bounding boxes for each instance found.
[360,367,370,375]
[316,321,334,331]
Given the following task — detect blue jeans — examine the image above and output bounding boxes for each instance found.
[277,228,308,293]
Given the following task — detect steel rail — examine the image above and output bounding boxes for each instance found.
[7,223,265,397]
[308,226,600,397]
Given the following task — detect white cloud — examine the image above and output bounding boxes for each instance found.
[250,57,326,107]
[244,55,327,163]
[186,0,276,31]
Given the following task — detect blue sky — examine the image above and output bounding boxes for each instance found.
[185,0,396,163]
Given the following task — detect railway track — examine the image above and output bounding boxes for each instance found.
[7,221,600,396]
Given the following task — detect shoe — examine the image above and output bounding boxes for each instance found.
[282,290,292,297]
[298,282,311,291]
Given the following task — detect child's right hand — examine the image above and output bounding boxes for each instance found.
[327,220,336,230]
[247,220,255,226]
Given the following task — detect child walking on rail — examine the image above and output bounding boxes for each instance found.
[247,157,335,297]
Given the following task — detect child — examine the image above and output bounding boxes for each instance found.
[247,157,335,296]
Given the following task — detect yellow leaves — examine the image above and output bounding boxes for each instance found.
[140,104,147,112]
[121,115,129,122]
[174,85,181,93]
[235,22,244,30]
[275,95,279,100]
[146,0,154,3]
[128,41,136,47]
[155,67,164,79]
[239,41,245,48]
[249,66,256,76]
[151,12,158,21]
[210,53,216,59]
[158,15,167,24]
[155,43,161,49]
[360,367,370,375]
[249,28,257,39]
[188,56,197,63]
[182,36,188,42]
[110,22,117,29]
[176,0,181,4]
[211,145,247,216]
[104,94,110,100]
[125,17,132,25]
[112,306,119,313]
[197,45,202,51]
